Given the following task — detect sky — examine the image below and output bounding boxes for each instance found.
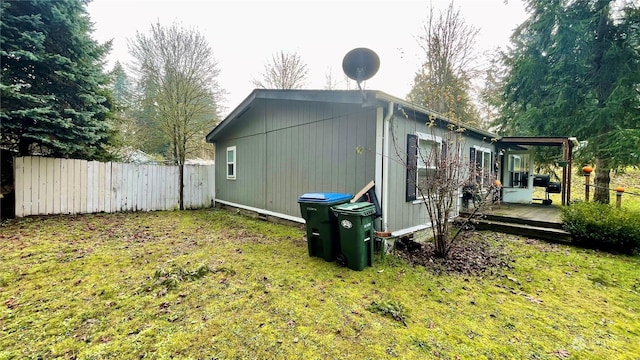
[87,0,529,118]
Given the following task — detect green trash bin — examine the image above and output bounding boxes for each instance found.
[332,202,376,271]
[298,192,353,261]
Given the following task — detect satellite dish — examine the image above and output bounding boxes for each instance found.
[342,48,380,90]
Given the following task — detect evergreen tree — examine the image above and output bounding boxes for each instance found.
[1,0,114,160]
[107,61,145,160]
[497,0,640,203]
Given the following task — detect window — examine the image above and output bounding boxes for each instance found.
[470,146,493,188]
[226,146,236,180]
[417,136,439,194]
[406,132,442,201]
[507,153,529,188]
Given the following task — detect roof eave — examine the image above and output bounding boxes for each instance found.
[206,89,260,143]
[374,91,498,140]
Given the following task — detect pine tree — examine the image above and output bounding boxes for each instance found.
[497,0,640,203]
[1,0,114,160]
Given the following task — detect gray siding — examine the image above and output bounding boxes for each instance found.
[214,132,266,210]
[215,99,377,219]
[385,114,496,232]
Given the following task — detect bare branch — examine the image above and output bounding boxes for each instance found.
[252,51,308,89]
[129,22,222,209]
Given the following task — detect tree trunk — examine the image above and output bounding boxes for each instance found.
[18,137,31,157]
[178,163,184,210]
[593,157,611,204]
[434,233,448,258]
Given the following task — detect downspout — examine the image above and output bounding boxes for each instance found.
[382,101,394,232]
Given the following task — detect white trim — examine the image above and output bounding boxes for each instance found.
[375,106,384,225]
[392,224,429,237]
[382,102,393,232]
[391,213,460,237]
[214,199,305,223]
[416,131,442,143]
[473,145,492,153]
[473,146,493,188]
[414,131,443,202]
[226,146,236,180]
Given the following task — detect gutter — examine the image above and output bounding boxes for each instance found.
[382,101,394,232]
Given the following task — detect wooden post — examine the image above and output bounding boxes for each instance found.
[585,175,590,202]
[615,187,625,209]
[582,166,593,202]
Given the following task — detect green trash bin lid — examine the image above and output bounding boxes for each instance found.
[332,202,376,216]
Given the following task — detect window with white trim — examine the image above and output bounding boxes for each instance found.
[417,133,442,195]
[470,146,493,188]
[406,132,443,201]
[226,146,236,180]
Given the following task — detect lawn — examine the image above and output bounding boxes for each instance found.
[1,210,639,359]
[534,166,640,211]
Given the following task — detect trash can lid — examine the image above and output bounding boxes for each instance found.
[297,192,353,204]
[332,202,376,216]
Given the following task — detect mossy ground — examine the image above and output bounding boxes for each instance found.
[1,209,639,359]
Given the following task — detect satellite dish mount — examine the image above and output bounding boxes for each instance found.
[342,48,380,94]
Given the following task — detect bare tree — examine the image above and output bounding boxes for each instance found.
[407,1,481,125]
[252,51,308,89]
[323,66,355,90]
[391,113,499,258]
[323,67,340,90]
[129,22,222,209]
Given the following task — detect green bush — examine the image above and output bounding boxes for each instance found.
[561,201,640,254]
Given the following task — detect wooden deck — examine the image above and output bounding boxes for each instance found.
[484,203,563,223]
[461,203,571,242]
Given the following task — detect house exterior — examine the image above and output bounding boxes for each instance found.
[206,89,498,236]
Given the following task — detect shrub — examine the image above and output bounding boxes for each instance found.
[561,201,640,254]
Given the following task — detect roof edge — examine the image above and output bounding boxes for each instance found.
[374,91,498,140]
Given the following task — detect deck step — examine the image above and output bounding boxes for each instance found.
[482,214,564,230]
[475,219,572,243]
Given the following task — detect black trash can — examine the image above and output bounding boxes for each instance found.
[297,192,352,261]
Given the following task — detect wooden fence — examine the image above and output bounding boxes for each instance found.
[13,157,215,217]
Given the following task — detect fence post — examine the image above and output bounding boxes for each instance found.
[582,166,593,202]
[615,187,624,209]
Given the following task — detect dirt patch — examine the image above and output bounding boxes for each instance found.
[394,233,513,276]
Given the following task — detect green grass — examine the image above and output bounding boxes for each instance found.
[1,210,639,359]
[534,166,640,210]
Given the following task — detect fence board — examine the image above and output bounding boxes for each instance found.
[24,156,33,216]
[12,157,214,217]
[14,157,24,217]
[131,164,139,211]
[98,161,106,212]
[44,158,55,214]
[36,158,45,215]
[54,159,67,214]
[67,159,73,214]
[79,159,88,214]
[110,162,118,213]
